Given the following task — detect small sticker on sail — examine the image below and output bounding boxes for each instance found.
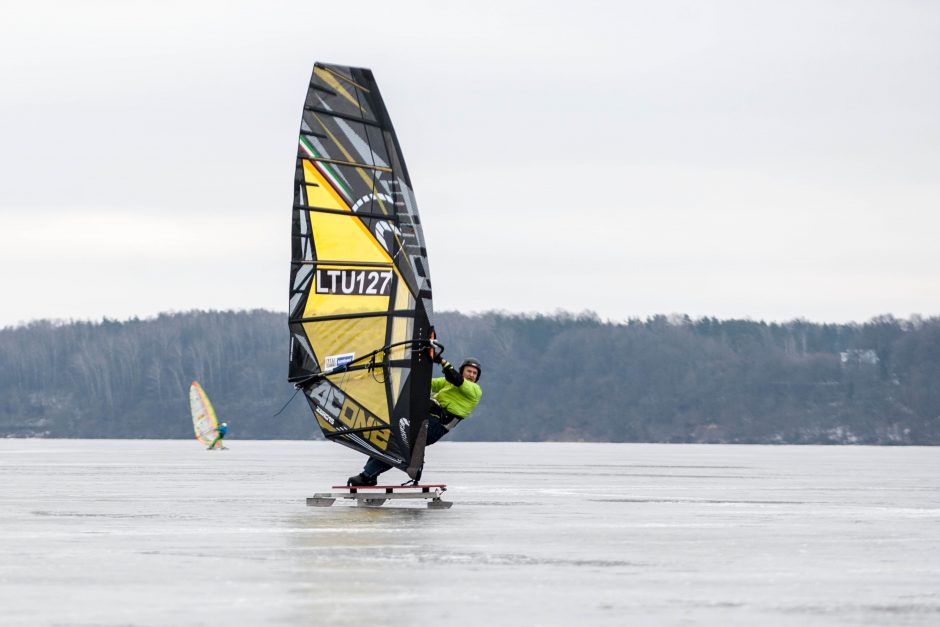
[325,352,355,370]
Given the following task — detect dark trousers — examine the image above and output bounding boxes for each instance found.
[362,416,450,478]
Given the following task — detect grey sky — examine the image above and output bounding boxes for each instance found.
[2,0,939,327]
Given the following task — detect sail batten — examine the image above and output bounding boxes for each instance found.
[304,157,394,173]
[294,309,417,321]
[303,105,384,128]
[291,259,396,268]
[290,63,434,479]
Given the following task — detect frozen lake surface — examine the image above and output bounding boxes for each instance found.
[1,440,939,626]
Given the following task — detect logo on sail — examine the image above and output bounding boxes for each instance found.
[399,417,410,448]
[325,352,355,370]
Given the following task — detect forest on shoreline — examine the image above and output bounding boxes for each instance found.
[1,310,938,444]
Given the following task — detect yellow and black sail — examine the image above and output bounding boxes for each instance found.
[288,63,435,479]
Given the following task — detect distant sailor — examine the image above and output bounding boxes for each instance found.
[207,422,228,450]
[347,354,482,486]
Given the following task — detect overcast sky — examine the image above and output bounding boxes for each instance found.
[2,0,939,328]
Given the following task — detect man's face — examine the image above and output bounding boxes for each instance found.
[461,365,479,383]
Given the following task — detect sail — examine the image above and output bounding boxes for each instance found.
[190,381,219,446]
[288,63,435,479]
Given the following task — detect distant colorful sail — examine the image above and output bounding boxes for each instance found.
[189,381,219,446]
[288,63,435,479]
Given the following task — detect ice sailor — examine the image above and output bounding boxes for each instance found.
[347,355,482,486]
[207,422,228,450]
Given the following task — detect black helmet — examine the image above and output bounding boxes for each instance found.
[459,358,482,381]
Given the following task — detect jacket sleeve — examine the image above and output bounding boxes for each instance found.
[440,360,463,386]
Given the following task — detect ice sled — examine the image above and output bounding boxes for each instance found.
[307,484,452,509]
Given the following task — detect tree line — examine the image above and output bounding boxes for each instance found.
[1,310,938,444]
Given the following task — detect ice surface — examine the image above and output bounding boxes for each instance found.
[1,440,939,626]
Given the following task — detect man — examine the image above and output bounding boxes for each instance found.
[207,422,228,450]
[347,356,483,486]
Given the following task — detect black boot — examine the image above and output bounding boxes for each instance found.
[347,473,377,487]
